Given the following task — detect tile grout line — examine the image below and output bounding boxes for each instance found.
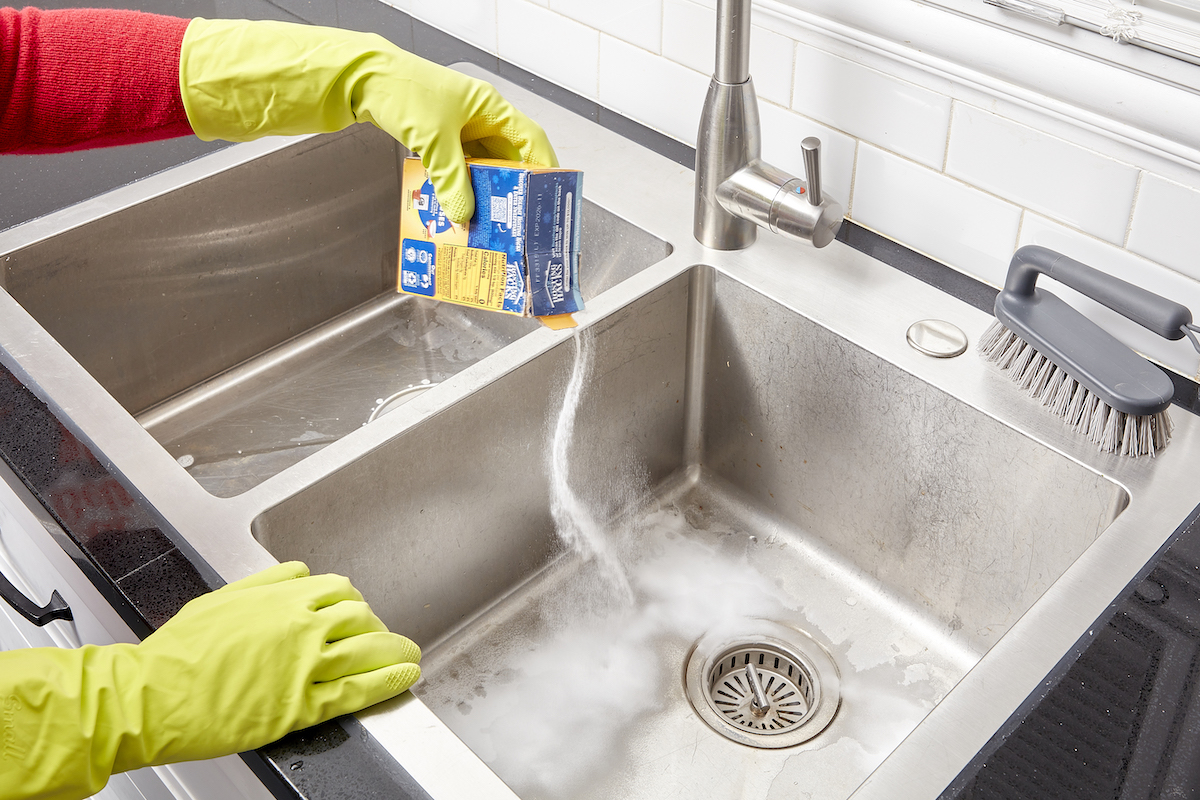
[788,31,798,110]
[846,138,860,219]
[594,16,601,100]
[659,0,666,60]
[942,99,955,174]
[1124,170,1144,250]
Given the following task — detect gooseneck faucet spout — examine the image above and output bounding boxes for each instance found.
[694,0,844,250]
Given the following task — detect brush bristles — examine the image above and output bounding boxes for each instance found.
[978,320,1172,457]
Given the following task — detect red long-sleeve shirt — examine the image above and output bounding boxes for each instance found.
[0,6,193,153]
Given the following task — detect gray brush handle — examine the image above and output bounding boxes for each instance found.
[994,290,1174,415]
[995,245,1181,416]
[1007,245,1192,340]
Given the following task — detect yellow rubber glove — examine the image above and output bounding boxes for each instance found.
[178,18,558,224]
[0,561,419,800]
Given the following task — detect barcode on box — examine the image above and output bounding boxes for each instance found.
[490,195,509,224]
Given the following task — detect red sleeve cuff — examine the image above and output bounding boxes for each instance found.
[0,7,194,154]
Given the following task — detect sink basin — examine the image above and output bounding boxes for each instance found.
[252,265,1127,799]
[0,126,670,496]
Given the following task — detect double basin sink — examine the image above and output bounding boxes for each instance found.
[1,66,1197,800]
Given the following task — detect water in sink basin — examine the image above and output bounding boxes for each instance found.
[253,265,1127,799]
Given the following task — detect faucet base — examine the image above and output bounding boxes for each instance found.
[694,77,761,251]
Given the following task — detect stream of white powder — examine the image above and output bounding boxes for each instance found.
[546,329,633,602]
[422,329,793,797]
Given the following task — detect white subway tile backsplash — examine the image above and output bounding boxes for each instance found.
[1128,173,1200,283]
[599,35,711,145]
[405,0,497,52]
[497,0,599,99]
[852,145,1020,284]
[747,25,794,109]
[945,105,1137,245]
[792,44,951,169]
[662,0,712,75]
[661,0,793,107]
[758,102,855,209]
[397,1,1200,382]
[1018,214,1200,378]
[549,0,662,54]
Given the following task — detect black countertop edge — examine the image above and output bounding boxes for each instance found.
[0,351,221,632]
[3,2,1200,799]
[0,444,155,641]
[941,502,1200,798]
[834,222,1001,316]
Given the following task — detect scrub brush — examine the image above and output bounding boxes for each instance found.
[978,245,1200,457]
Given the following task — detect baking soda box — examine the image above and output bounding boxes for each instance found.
[398,157,584,319]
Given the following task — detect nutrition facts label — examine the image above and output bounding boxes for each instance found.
[436,244,508,311]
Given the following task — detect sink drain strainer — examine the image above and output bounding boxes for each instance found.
[684,620,840,748]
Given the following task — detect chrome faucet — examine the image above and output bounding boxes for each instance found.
[694,0,844,250]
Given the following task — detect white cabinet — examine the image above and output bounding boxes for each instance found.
[0,467,274,800]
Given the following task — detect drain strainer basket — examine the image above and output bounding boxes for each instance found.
[684,620,840,748]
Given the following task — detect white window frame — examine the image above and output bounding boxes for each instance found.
[936,0,1200,66]
[759,0,1200,182]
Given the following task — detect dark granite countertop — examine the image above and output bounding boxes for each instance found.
[4,2,1200,798]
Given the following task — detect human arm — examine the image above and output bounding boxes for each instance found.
[0,8,556,223]
[0,561,419,800]
[0,7,192,152]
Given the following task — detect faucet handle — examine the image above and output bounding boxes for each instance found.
[801,137,823,207]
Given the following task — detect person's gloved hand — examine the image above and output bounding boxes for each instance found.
[178,19,559,224]
[0,561,419,800]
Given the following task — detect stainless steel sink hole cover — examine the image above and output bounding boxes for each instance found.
[684,620,840,748]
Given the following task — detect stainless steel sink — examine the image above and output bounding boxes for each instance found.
[252,265,1127,798]
[2,64,1199,800]
[0,125,670,496]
